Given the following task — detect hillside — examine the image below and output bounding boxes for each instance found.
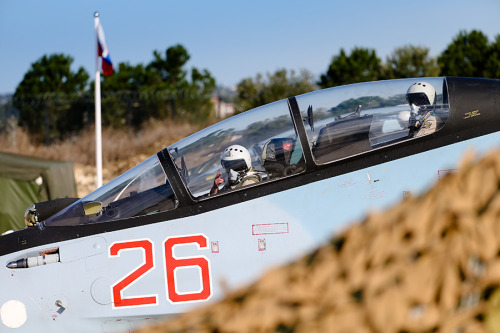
[134,149,500,333]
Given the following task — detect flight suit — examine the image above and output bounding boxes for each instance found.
[224,171,262,190]
[414,114,437,138]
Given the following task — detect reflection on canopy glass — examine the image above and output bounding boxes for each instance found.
[169,100,306,197]
[45,155,177,226]
[296,78,449,164]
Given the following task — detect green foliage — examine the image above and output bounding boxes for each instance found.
[149,45,189,84]
[438,30,490,77]
[97,44,216,128]
[318,48,382,88]
[317,32,499,90]
[485,35,500,78]
[13,45,216,144]
[235,69,315,113]
[141,44,216,123]
[12,30,500,146]
[383,45,439,79]
[98,62,153,128]
[13,54,89,142]
[182,67,216,123]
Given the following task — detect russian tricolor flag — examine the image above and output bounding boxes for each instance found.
[94,13,113,76]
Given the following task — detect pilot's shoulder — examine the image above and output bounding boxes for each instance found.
[241,170,263,185]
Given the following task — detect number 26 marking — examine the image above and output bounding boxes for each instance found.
[109,234,212,308]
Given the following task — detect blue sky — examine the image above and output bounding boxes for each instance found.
[1,0,499,94]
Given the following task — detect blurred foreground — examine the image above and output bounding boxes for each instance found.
[134,149,500,333]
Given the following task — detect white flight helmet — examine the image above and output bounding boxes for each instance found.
[406,81,436,107]
[221,144,251,173]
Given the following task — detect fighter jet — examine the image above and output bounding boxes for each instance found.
[1,77,499,332]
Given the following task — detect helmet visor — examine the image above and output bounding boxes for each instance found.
[221,159,248,173]
[406,92,430,106]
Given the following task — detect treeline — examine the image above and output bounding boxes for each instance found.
[11,30,500,143]
[12,44,215,143]
[237,30,500,112]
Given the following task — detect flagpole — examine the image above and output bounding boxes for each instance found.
[94,12,103,188]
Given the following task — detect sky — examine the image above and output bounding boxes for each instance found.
[1,0,499,95]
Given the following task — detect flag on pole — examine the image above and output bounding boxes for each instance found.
[93,12,109,189]
[94,14,113,76]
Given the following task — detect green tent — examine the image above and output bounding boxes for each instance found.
[0,152,77,234]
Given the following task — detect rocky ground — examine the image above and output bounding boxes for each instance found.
[133,150,500,333]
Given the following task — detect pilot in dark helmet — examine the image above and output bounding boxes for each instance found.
[210,144,261,195]
[406,81,437,137]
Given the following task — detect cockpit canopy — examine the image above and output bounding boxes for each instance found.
[44,78,449,227]
[45,155,177,226]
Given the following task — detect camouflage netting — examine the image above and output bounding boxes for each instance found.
[135,150,500,333]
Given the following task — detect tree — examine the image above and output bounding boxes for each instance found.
[93,44,216,127]
[98,62,155,128]
[150,45,189,85]
[438,30,490,77]
[235,69,315,113]
[13,54,89,142]
[485,34,500,78]
[318,48,382,88]
[182,67,217,122]
[147,44,216,123]
[383,45,439,79]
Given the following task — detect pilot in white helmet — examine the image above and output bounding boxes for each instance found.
[210,144,261,195]
[406,81,437,137]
